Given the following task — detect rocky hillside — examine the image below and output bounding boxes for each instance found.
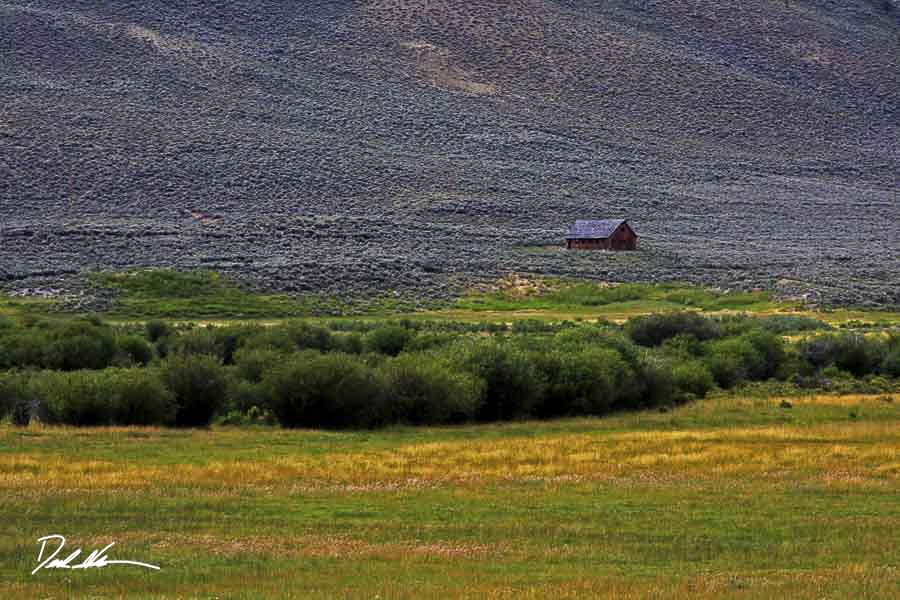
[1,0,899,305]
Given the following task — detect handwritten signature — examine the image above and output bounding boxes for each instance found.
[32,535,160,575]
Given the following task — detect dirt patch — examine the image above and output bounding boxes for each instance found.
[398,40,497,95]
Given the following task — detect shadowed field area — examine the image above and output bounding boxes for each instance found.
[3,393,899,598]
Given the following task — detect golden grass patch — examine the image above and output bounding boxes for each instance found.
[783,393,898,406]
[696,393,898,411]
[4,419,899,492]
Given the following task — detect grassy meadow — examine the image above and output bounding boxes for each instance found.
[2,271,899,597]
[5,270,900,328]
[3,392,899,599]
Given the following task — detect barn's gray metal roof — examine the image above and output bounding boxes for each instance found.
[566,219,630,239]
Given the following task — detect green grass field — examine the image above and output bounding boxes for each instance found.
[3,392,899,598]
[5,270,900,329]
[2,270,898,597]
[85,270,343,320]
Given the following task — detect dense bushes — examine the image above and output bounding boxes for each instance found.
[234,347,285,383]
[170,328,224,360]
[31,370,114,425]
[0,372,33,426]
[741,330,787,380]
[0,330,48,370]
[671,361,716,400]
[1,313,897,430]
[265,352,385,429]
[698,329,786,388]
[638,355,677,407]
[227,379,270,416]
[533,347,632,417]
[363,325,412,356]
[0,319,153,371]
[378,355,482,424]
[285,322,334,352]
[449,340,542,421]
[42,322,119,371]
[30,368,175,426]
[798,333,886,377]
[110,369,177,425]
[704,336,760,387]
[627,312,721,347]
[117,335,155,366]
[161,354,228,427]
[717,314,832,335]
[882,346,900,378]
[145,319,172,342]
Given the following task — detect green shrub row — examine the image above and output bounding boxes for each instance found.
[0,354,229,428]
[0,312,843,371]
[0,319,154,371]
[251,332,718,429]
[1,313,897,430]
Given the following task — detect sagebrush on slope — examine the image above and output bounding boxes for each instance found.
[1,1,898,304]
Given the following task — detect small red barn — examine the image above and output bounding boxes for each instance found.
[565,219,638,250]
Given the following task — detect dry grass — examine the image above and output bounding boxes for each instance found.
[3,394,898,493]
